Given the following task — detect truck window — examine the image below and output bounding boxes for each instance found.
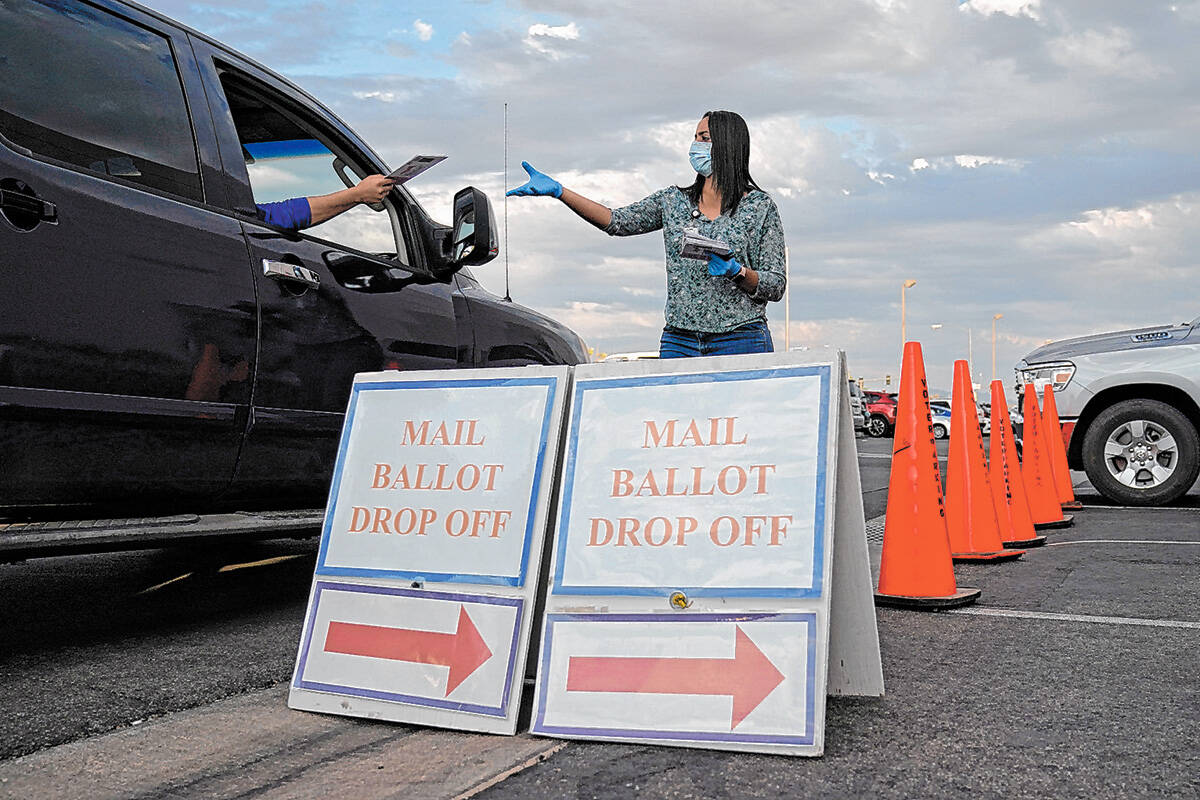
[217,71,408,262]
[0,0,202,201]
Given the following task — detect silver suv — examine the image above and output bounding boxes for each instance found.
[847,380,868,433]
[1016,315,1200,506]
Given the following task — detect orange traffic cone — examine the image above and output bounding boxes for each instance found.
[875,343,980,609]
[945,362,1023,562]
[1022,384,1074,530]
[1042,386,1083,511]
[989,381,1046,548]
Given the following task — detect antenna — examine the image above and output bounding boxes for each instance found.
[503,102,511,302]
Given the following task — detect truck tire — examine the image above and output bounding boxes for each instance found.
[1081,399,1200,506]
[932,422,948,440]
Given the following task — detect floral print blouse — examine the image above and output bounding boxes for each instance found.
[604,186,786,333]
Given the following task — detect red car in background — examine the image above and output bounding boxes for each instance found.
[863,390,898,437]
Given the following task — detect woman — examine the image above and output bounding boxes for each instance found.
[507,110,785,358]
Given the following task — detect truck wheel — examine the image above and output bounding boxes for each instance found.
[866,414,889,438]
[1081,399,1200,506]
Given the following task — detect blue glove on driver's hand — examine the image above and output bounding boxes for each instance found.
[707,252,743,278]
[506,161,563,198]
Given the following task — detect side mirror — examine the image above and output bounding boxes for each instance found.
[450,186,498,266]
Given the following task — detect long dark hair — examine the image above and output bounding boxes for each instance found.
[681,110,762,216]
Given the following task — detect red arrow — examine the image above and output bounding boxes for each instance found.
[324,606,492,695]
[565,626,784,729]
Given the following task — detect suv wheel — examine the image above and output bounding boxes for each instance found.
[1081,399,1200,506]
[932,422,948,440]
[866,414,890,438]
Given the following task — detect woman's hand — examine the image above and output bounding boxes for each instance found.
[707,253,743,277]
[506,161,563,198]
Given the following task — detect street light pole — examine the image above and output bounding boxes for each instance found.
[992,313,1004,381]
[968,328,973,378]
[784,246,791,351]
[900,279,917,347]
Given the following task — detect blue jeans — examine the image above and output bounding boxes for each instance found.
[659,320,774,359]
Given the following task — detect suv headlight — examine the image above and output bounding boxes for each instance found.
[1015,362,1075,393]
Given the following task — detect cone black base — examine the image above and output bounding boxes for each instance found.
[1062,501,1084,510]
[1034,514,1074,530]
[1004,535,1046,548]
[952,550,1024,563]
[874,587,981,610]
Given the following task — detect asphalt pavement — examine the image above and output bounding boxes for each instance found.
[1,435,1196,799]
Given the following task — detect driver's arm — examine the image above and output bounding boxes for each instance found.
[306,174,396,226]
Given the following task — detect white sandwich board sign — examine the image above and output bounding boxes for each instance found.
[530,352,883,755]
[289,366,570,735]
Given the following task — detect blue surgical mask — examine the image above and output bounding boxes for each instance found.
[689,141,713,177]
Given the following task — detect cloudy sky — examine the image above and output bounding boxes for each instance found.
[149,0,1200,393]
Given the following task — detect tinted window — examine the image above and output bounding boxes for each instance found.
[0,0,201,200]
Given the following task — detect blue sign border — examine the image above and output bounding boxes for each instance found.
[552,366,830,598]
[293,581,525,718]
[532,612,817,746]
[314,376,558,587]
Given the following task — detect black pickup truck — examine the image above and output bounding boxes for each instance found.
[0,0,587,557]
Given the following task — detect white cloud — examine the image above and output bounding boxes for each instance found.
[413,19,433,41]
[524,21,581,59]
[1069,205,1157,237]
[908,155,1025,171]
[952,154,1024,169]
[352,90,398,102]
[527,22,581,40]
[959,0,1041,21]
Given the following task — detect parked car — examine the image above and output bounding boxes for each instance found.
[930,401,951,439]
[862,390,897,437]
[0,0,587,551]
[924,397,988,437]
[847,380,868,433]
[1015,315,1200,506]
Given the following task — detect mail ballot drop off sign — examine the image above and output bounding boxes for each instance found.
[554,365,826,596]
[533,354,883,756]
[291,367,569,736]
[316,373,563,585]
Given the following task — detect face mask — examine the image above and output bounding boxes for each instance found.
[689,141,713,177]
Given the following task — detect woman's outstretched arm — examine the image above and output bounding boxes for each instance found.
[559,188,612,229]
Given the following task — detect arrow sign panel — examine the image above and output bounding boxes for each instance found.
[324,605,493,695]
[566,627,784,729]
[534,613,815,748]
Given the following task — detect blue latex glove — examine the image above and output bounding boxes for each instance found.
[506,161,563,198]
[707,252,743,278]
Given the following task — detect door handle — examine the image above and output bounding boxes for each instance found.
[0,184,56,229]
[262,259,321,289]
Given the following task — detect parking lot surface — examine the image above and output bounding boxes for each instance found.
[0,436,1196,799]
